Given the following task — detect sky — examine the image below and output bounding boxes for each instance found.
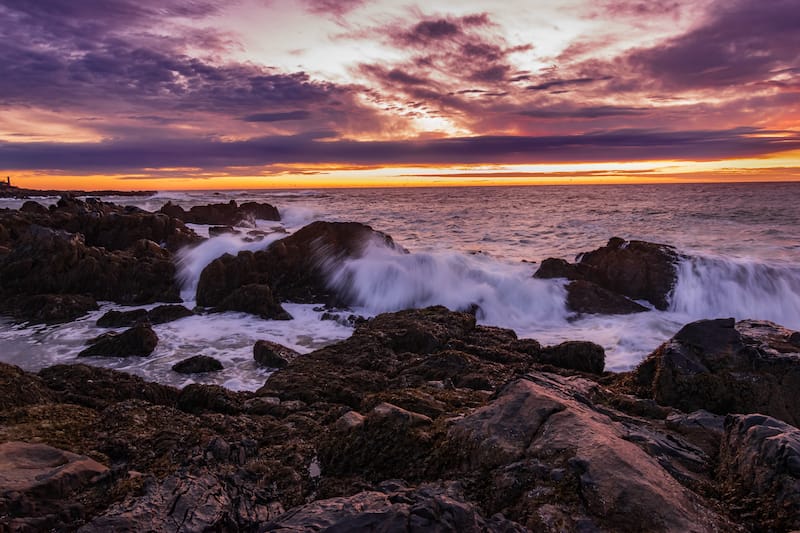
[0,0,799,189]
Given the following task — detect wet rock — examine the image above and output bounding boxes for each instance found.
[177,384,246,414]
[719,414,800,531]
[444,373,736,531]
[1,293,99,324]
[172,355,223,374]
[79,324,158,357]
[19,200,49,214]
[208,225,240,237]
[0,226,182,305]
[0,441,108,530]
[539,340,605,374]
[565,280,648,315]
[196,221,399,307]
[665,410,725,457]
[629,318,800,426]
[535,237,680,310]
[38,364,178,409]
[96,304,193,328]
[240,201,280,221]
[159,199,280,226]
[0,362,55,410]
[216,283,292,320]
[254,340,300,368]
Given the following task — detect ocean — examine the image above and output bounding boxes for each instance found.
[2,182,799,390]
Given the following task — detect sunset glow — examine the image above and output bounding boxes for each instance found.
[1,0,798,189]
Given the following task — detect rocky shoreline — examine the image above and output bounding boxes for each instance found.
[1,196,799,531]
[0,185,156,199]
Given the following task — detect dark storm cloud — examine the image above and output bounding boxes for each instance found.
[301,0,368,17]
[243,111,313,122]
[519,106,648,119]
[3,128,797,173]
[628,0,800,88]
[527,77,611,91]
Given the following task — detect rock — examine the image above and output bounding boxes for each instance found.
[38,364,178,409]
[444,373,736,531]
[719,414,800,531]
[0,293,99,324]
[79,324,158,357]
[172,355,223,374]
[216,283,292,320]
[0,362,55,410]
[79,469,284,532]
[208,225,240,237]
[535,237,680,310]
[0,442,108,529]
[177,384,246,414]
[196,221,399,307]
[565,280,648,315]
[630,318,800,426]
[0,226,182,305]
[159,199,280,226]
[262,483,526,532]
[665,410,725,457]
[19,200,49,214]
[539,341,605,374]
[96,304,193,328]
[254,340,300,368]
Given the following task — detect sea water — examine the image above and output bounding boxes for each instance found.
[1,182,799,390]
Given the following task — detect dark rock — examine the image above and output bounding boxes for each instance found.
[196,221,399,308]
[159,199,280,227]
[0,226,182,305]
[19,200,49,214]
[0,441,108,530]
[177,384,246,414]
[79,324,158,357]
[217,283,292,320]
[535,238,680,310]
[240,201,280,221]
[38,364,178,409]
[1,293,99,324]
[539,341,605,374]
[208,225,240,237]
[254,340,300,368]
[719,414,800,531]
[262,483,526,532]
[665,410,725,458]
[172,355,223,374]
[565,280,648,315]
[629,318,800,426]
[97,304,193,328]
[0,362,55,410]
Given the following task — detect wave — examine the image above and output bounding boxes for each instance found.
[324,242,569,329]
[670,255,800,329]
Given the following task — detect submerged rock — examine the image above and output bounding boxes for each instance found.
[172,355,223,374]
[535,237,680,310]
[628,318,800,426]
[79,324,159,357]
[97,304,194,328]
[565,280,648,315]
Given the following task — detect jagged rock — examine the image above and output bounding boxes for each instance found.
[254,340,300,368]
[79,469,284,532]
[196,221,399,308]
[262,483,526,532]
[177,384,247,414]
[629,318,800,426]
[665,410,725,457]
[216,283,292,320]
[159,199,280,226]
[444,373,736,531]
[172,355,223,374]
[719,414,800,531]
[0,293,98,324]
[0,442,108,530]
[208,225,240,237]
[19,200,49,214]
[96,304,193,328]
[565,280,648,315]
[0,362,55,410]
[38,364,178,409]
[535,237,680,310]
[0,226,182,305]
[539,341,605,374]
[79,324,158,357]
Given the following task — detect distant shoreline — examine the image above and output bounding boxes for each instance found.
[0,185,156,199]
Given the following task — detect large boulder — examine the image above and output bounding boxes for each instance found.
[539,340,605,374]
[254,340,300,368]
[629,318,800,426]
[565,280,648,315]
[535,237,680,310]
[443,373,736,531]
[718,414,800,531]
[196,221,399,311]
[96,304,193,328]
[172,355,223,374]
[159,199,280,226]
[0,293,98,324]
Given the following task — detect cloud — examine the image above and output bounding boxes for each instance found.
[519,106,649,119]
[301,0,367,17]
[243,110,312,122]
[526,77,611,91]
